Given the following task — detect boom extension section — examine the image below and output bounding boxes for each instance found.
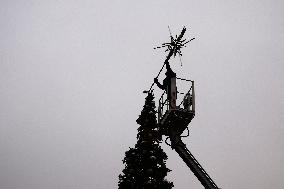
[169,130,219,189]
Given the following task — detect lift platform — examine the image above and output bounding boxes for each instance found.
[159,109,194,136]
[158,78,195,136]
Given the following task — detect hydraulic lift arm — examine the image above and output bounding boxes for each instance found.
[169,131,220,189]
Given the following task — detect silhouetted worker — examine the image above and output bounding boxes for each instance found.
[154,61,177,109]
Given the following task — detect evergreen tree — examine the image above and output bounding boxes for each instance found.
[118,92,173,189]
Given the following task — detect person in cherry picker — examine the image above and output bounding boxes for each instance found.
[154,60,177,109]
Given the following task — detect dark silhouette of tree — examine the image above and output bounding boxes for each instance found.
[118,92,173,189]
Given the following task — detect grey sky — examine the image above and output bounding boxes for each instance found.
[0,1,283,189]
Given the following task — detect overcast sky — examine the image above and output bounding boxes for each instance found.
[0,1,284,189]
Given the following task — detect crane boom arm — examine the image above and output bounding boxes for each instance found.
[169,133,219,189]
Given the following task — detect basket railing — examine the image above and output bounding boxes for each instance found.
[157,78,195,123]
